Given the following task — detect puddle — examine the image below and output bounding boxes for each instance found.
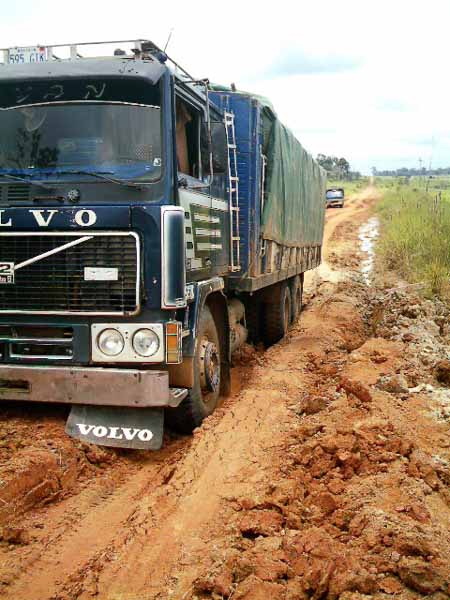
[359,216,379,285]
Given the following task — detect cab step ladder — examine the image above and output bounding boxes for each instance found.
[224,111,241,272]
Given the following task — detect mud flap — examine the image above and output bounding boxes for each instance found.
[65,405,164,450]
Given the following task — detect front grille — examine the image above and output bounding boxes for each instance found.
[0,233,139,314]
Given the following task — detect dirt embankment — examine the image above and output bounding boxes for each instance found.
[0,189,448,600]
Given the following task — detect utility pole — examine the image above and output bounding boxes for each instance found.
[418,157,423,186]
[428,136,435,172]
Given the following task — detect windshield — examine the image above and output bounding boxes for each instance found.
[326,190,344,199]
[0,102,162,183]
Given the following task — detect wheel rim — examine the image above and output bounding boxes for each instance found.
[199,337,220,400]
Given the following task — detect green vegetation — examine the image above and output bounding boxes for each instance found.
[317,154,351,178]
[377,184,450,299]
[375,175,450,203]
[316,154,362,181]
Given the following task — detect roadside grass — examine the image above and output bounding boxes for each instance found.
[374,176,399,191]
[410,175,450,204]
[376,175,450,203]
[377,186,450,299]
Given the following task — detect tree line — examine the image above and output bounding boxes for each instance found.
[373,166,450,177]
[316,154,360,180]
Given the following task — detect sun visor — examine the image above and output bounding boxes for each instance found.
[0,59,166,109]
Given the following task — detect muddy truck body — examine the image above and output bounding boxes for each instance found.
[0,40,326,449]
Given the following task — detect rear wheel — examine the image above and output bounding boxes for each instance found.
[291,275,303,322]
[263,282,291,346]
[244,295,263,344]
[166,305,221,434]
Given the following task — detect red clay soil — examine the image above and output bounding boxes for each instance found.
[0,189,448,600]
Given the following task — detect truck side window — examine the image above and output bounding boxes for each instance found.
[175,97,200,178]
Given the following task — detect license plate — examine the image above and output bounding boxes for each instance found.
[8,46,47,64]
[0,262,14,284]
[84,267,119,281]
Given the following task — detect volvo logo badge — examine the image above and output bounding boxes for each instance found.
[67,189,81,203]
[0,262,14,284]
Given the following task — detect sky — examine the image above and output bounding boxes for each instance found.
[1,0,450,174]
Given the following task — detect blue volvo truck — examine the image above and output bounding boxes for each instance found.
[0,40,326,449]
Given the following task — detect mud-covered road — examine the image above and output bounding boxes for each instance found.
[0,188,449,600]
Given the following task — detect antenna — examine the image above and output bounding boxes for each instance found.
[164,28,174,52]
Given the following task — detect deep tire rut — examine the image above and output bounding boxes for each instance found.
[1,194,369,600]
[4,190,446,600]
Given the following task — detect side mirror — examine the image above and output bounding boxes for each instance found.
[201,122,228,177]
[211,122,228,174]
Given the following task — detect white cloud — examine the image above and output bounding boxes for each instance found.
[1,0,450,173]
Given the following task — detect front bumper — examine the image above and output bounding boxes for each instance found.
[0,365,187,408]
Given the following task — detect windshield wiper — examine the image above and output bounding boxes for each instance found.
[52,170,145,190]
[0,173,54,191]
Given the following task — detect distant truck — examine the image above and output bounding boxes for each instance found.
[0,40,326,449]
[326,187,345,208]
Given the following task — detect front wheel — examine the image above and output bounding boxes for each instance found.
[166,305,221,434]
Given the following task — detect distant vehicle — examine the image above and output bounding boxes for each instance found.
[326,188,345,208]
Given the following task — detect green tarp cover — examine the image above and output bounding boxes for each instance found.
[210,84,327,248]
[262,118,327,247]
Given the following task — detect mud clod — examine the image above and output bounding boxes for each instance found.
[434,359,450,386]
[377,373,409,394]
[239,510,284,537]
[0,526,30,545]
[398,557,448,595]
[338,377,373,403]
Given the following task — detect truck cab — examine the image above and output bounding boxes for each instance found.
[0,40,236,448]
[0,40,326,449]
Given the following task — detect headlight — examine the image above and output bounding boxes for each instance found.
[132,328,160,357]
[97,328,125,357]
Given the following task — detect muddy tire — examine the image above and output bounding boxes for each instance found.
[166,305,221,434]
[263,283,291,346]
[291,275,304,322]
[244,296,263,344]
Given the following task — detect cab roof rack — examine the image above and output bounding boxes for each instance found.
[1,38,195,81]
